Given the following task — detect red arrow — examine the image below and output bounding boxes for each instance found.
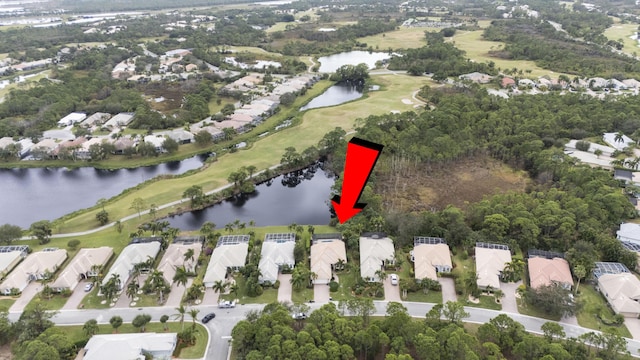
[331,137,384,224]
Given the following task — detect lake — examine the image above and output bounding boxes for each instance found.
[0,155,208,228]
[300,84,363,111]
[317,51,392,73]
[166,165,334,230]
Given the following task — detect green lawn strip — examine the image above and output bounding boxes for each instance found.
[80,286,112,310]
[62,322,207,358]
[24,293,69,311]
[603,23,639,57]
[291,287,314,304]
[576,285,632,338]
[0,298,15,311]
[207,96,236,114]
[226,276,277,305]
[405,290,442,303]
[464,294,502,311]
[516,297,561,321]
[53,75,423,234]
[451,247,474,279]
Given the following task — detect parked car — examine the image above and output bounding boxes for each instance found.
[390,274,398,285]
[201,313,216,324]
[218,300,236,309]
[292,313,308,320]
[84,283,94,292]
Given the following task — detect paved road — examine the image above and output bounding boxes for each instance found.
[10,300,640,359]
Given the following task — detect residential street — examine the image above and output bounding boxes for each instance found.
[16,300,640,360]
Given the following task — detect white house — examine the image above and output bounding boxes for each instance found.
[101,241,161,291]
[58,112,87,127]
[203,235,249,287]
[258,233,296,284]
[359,233,395,282]
[603,132,634,151]
[617,223,640,245]
[0,248,67,295]
[82,333,178,360]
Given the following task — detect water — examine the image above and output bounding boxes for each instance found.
[166,165,334,230]
[300,84,363,111]
[317,51,392,73]
[0,155,208,228]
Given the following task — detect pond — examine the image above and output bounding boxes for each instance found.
[300,84,363,111]
[317,51,392,73]
[166,164,334,230]
[0,155,209,228]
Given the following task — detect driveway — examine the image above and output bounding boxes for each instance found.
[438,277,457,303]
[203,287,220,306]
[277,274,292,303]
[165,279,192,308]
[9,282,41,312]
[62,280,93,310]
[314,283,331,303]
[500,281,521,314]
[625,318,640,340]
[383,277,401,302]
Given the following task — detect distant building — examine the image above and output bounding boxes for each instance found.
[82,333,178,360]
[57,112,87,127]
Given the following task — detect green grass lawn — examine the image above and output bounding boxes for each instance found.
[576,285,632,338]
[292,287,314,304]
[447,30,572,78]
[516,297,561,321]
[464,295,502,311]
[25,293,69,311]
[62,321,207,358]
[405,290,442,303]
[222,276,277,305]
[0,298,15,310]
[331,269,359,301]
[358,27,433,50]
[604,23,639,57]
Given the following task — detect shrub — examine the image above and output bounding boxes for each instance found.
[67,239,81,250]
[329,281,339,292]
[274,280,280,289]
[575,140,590,151]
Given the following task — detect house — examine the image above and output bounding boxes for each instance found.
[501,77,516,88]
[31,138,58,159]
[609,79,627,90]
[458,72,493,84]
[0,245,28,278]
[103,113,135,128]
[16,138,33,158]
[143,135,166,152]
[598,272,640,317]
[0,137,14,149]
[111,137,136,155]
[475,242,511,289]
[203,235,249,287]
[413,237,452,282]
[51,247,113,292]
[615,169,633,183]
[76,137,107,160]
[101,241,161,291]
[620,242,640,272]
[259,233,296,284]
[603,132,634,151]
[617,223,640,245]
[565,139,615,157]
[155,129,195,144]
[360,233,395,282]
[190,118,225,141]
[310,234,346,285]
[589,77,609,89]
[57,112,87,127]
[82,333,178,360]
[81,113,111,128]
[623,79,640,89]
[527,256,573,290]
[157,242,202,285]
[185,64,198,72]
[0,248,67,295]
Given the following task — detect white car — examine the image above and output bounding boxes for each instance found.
[390,274,398,285]
[218,300,236,309]
[84,283,94,292]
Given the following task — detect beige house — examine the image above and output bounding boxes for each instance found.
[0,246,28,279]
[204,235,249,287]
[475,243,511,290]
[0,248,67,295]
[157,242,201,285]
[51,247,113,292]
[413,237,452,282]
[528,257,573,290]
[360,233,395,282]
[310,235,346,285]
[598,273,640,317]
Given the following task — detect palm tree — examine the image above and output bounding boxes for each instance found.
[200,221,216,243]
[173,266,189,288]
[173,305,187,331]
[464,271,479,298]
[335,259,346,272]
[149,270,167,304]
[132,263,143,286]
[189,308,200,329]
[212,280,227,295]
[83,319,99,337]
[615,131,625,144]
[184,248,195,267]
[229,283,239,299]
[290,266,309,290]
[224,223,234,234]
[375,269,388,283]
[126,281,140,302]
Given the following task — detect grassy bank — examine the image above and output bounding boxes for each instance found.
[52,74,427,234]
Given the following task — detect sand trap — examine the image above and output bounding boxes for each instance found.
[390,110,401,114]
[413,104,423,108]
[401,98,413,105]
